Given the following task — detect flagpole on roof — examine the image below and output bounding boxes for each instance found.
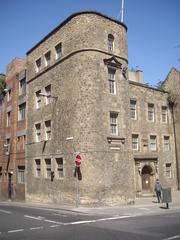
[121,0,124,22]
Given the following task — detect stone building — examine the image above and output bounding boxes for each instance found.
[26,11,179,206]
[163,68,180,190]
[0,58,27,200]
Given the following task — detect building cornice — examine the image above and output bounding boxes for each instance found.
[27,48,128,84]
[129,80,166,93]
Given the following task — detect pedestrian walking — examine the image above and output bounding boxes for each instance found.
[154,179,162,203]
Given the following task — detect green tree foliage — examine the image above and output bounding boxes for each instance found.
[0,74,6,92]
[156,80,176,106]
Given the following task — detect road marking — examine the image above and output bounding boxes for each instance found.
[24,215,43,220]
[63,215,131,226]
[163,235,180,240]
[0,209,11,214]
[8,229,24,233]
[44,219,64,225]
[30,227,44,230]
[50,225,60,228]
[24,215,63,225]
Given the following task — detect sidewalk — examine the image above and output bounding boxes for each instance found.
[1,191,180,217]
[75,191,180,216]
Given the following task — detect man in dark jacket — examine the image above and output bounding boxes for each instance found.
[154,179,162,203]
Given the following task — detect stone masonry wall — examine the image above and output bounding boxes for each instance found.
[129,82,177,191]
[26,12,135,206]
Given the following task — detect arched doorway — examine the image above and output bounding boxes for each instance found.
[141,165,153,192]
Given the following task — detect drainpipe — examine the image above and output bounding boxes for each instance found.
[171,103,180,190]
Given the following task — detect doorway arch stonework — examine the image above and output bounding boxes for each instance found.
[135,158,158,196]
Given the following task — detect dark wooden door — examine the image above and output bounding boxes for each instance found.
[142,173,150,191]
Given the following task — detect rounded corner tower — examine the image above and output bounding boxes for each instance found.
[26,11,135,206]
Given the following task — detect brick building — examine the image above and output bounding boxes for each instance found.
[25,11,179,206]
[0,58,26,200]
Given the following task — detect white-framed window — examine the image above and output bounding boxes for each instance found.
[5,138,10,155]
[19,78,26,95]
[132,134,139,150]
[35,58,41,72]
[45,120,51,140]
[7,111,11,127]
[35,123,41,142]
[164,136,170,151]
[56,158,64,179]
[110,112,118,135]
[149,135,157,151]
[108,68,116,94]
[17,166,25,183]
[45,85,51,105]
[55,42,62,60]
[0,166,2,182]
[44,51,51,67]
[17,135,26,152]
[161,106,168,123]
[108,34,114,52]
[35,159,41,177]
[35,90,41,109]
[148,103,155,122]
[45,158,51,179]
[7,89,12,101]
[130,99,137,119]
[165,163,172,178]
[18,103,26,121]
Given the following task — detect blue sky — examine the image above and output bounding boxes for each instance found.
[0,0,179,86]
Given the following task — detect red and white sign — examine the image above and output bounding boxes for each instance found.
[75,153,81,167]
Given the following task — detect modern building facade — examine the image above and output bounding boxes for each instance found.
[0,58,27,200]
[25,11,180,206]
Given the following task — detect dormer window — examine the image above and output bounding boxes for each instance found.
[108,34,114,52]
[44,51,51,67]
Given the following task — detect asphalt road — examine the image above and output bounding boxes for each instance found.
[0,203,180,240]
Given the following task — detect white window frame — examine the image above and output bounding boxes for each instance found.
[108,68,116,95]
[55,43,62,60]
[148,103,155,122]
[19,78,26,95]
[130,99,137,120]
[35,159,41,178]
[162,106,168,123]
[44,51,51,67]
[132,134,139,150]
[35,123,41,142]
[45,85,51,105]
[7,89,12,101]
[149,135,157,151]
[165,163,172,178]
[164,136,170,151]
[35,90,41,109]
[56,158,64,179]
[45,158,51,179]
[108,34,114,52]
[18,103,26,121]
[35,58,41,73]
[7,111,11,127]
[0,166,2,182]
[17,166,25,184]
[110,112,118,135]
[45,120,51,140]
